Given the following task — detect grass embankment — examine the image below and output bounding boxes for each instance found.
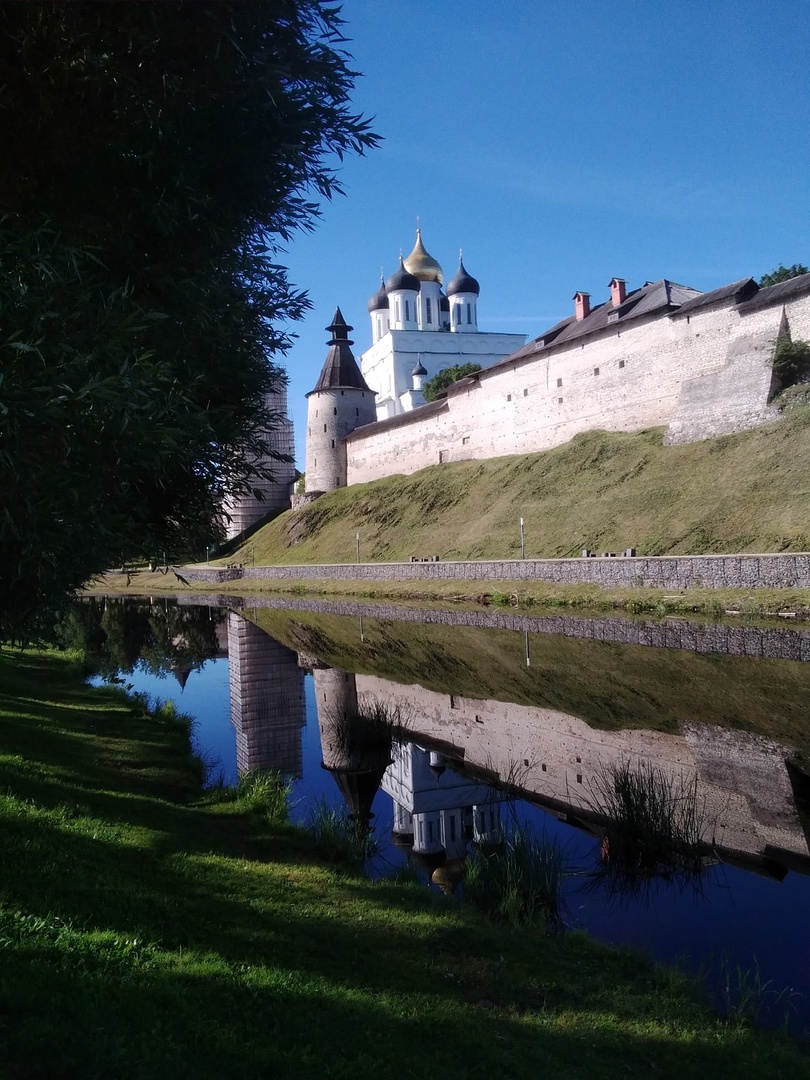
[236,407,810,566]
[1,650,808,1078]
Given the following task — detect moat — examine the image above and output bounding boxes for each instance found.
[73,594,810,1031]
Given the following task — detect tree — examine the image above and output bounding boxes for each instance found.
[422,363,483,403]
[0,2,378,638]
[758,264,809,287]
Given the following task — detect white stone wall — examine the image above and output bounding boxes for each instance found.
[305,385,376,493]
[346,292,810,483]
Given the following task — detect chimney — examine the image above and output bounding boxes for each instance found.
[574,291,591,321]
[609,278,627,307]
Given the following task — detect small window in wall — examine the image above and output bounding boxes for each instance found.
[396,299,401,322]
[331,439,335,448]
[333,407,337,415]
[576,774,583,784]
[618,359,626,369]
[308,427,311,435]
[466,302,471,324]
[405,300,410,322]
[541,763,547,772]
[356,407,359,416]
[556,377,563,388]
[449,815,456,842]
[523,388,528,397]
[455,305,462,324]
[341,390,344,396]
[593,367,600,376]
[507,393,512,402]
[323,424,327,432]
[426,298,432,324]
[315,409,319,417]
[439,450,447,463]
[558,397,563,405]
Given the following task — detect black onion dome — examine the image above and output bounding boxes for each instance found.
[367,274,388,313]
[385,257,420,295]
[446,257,480,297]
[412,359,427,377]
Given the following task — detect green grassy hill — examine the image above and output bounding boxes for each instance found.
[235,406,810,566]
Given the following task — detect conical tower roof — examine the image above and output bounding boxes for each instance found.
[308,308,372,394]
[403,229,443,283]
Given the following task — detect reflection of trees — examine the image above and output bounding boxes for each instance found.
[56,599,220,680]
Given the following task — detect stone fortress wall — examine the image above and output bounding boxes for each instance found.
[345,280,810,485]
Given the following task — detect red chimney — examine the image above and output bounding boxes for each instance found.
[574,291,591,321]
[609,278,627,307]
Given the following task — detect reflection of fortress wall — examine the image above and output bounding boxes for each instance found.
[227,613,306,776]
[358,674,809,867]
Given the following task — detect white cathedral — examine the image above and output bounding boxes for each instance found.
[360,230,525,419]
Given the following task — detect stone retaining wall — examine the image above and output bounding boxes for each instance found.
[181,552,810,590]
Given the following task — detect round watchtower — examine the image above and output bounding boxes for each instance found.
[305,309,376,494]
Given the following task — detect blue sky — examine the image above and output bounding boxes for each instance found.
[279,0,809,464]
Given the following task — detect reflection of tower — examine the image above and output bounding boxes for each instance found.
[227,613,306,776]
[313,667,391,823]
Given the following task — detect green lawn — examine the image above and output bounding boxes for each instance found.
[0,647,808,1079]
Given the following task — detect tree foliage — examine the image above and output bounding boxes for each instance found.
[0,2,377,638]
[758,263,808,287]
[773,339,810,386]
[422,363,483,403]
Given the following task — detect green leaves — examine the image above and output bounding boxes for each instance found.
[0,2,378,638]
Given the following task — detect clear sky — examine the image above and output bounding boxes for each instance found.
[279,0,809,464]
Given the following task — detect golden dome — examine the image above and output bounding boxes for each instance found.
[403,229,443,284]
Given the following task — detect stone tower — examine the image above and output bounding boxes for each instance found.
[223,381,296,541]
[305,309,376,495]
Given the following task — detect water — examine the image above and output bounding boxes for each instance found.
[74,594,810,1031]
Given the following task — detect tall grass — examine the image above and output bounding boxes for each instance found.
[218,770,293,827]
[585,762,707,897]
[464,823,565,930]
[305,799,377,868]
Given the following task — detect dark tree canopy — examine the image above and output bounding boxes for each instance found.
[422,363,483,403]
[759,264,809,287]
[0,1,377,638]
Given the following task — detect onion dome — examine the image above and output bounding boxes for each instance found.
[385,256,420,295]
[447,256,480,297]
[367,274,388,313]
[412,359,427,377]
[403,229,443,283]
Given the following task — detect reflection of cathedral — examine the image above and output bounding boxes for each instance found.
[383,742,502,864]
[226,613,306,776]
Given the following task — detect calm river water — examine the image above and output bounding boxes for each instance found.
[79,593,810,1031]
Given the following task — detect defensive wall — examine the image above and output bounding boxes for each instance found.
[181,551,810,590]
[345,279,810,484]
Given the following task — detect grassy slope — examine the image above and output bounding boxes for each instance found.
[1,650,808,1079]
[236,406,810,565]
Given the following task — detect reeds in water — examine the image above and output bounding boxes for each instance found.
[586,761,707,895]
[464,823,565,929]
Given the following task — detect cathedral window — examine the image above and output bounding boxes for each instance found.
[426,298,432,324]
[405,300,410,322]
[454,305,461,324]
[323,424,327,432]
[396,299,401,323]
[333,407,337,414]
[466,303,471,324]
[331,439,335,448]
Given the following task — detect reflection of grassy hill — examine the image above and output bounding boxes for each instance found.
[235,407,810,564]
[244,608,810,751]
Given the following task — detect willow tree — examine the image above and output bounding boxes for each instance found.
[0,1,377,637]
